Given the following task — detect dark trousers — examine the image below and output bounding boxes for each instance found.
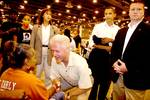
[88,48,111,100]
[89,78,111,100]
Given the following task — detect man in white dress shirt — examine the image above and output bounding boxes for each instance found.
[88,6,120,100]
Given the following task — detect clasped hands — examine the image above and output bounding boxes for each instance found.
[113,59,128,74]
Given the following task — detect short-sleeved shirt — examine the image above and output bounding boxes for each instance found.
[0,68,49,100]
[50,52,92,91]
[88,21,120,48]
[17,28,32,44]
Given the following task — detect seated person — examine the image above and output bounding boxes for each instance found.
[49,34,93,100]
[0,43,64,100]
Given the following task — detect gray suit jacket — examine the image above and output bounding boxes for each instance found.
[30,24,58,65]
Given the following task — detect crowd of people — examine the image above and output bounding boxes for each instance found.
[0,0,150,100]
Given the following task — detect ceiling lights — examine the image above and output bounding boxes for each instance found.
[65,1,73,8]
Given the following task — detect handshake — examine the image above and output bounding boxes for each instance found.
[51,79,70,100]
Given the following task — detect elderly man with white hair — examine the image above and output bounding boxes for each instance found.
[49,34,93,100]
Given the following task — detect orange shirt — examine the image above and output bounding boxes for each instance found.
[0,68,49,100]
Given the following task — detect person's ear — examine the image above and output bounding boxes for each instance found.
[24,58,30,66]
[24,58,32,71]
[24,58,28,63]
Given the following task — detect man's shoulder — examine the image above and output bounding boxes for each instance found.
[114,24,120,29]
[118,26,128,31]
[71,52,84,58]
[140,21,150,29]
[95,22,105,27]
[70,52,87,64]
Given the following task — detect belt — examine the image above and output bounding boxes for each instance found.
[42,45,48,47]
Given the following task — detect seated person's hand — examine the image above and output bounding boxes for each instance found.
[52,79,61,92]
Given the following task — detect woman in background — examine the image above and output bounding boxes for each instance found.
[73,29,81,54]
[30,8,60,87]
[64,28,76,52]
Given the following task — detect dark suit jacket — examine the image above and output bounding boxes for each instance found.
[111,20,150,90]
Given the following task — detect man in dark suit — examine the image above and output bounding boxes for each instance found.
[111,1,150,100]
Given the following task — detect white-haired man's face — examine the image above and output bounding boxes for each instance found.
[51,42,69,64]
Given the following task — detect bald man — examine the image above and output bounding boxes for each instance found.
[49,34,93,100]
